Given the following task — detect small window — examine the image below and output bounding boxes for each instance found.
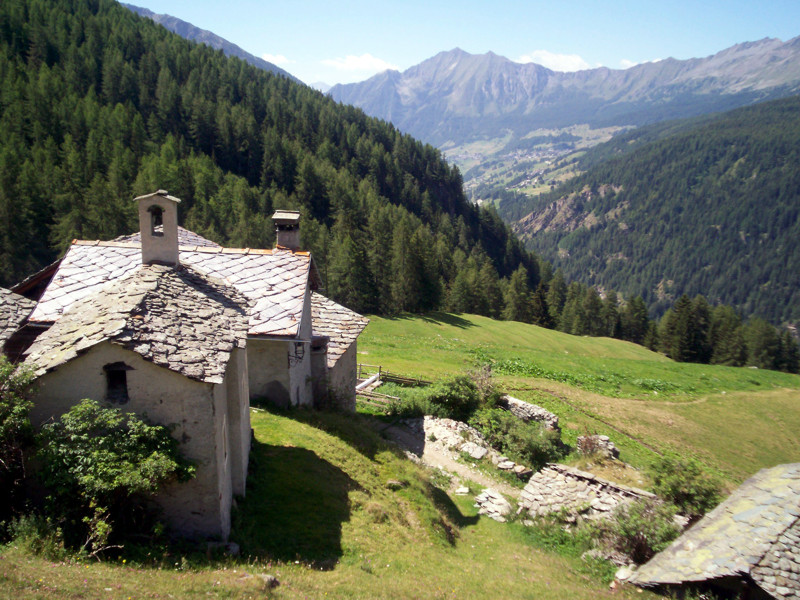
[148,205,164,236]
[104,362,132,403]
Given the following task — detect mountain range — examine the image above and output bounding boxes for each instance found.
[122,3,299,82]
[328,39,800,155]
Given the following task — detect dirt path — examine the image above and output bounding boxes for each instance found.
[376,420,522,499]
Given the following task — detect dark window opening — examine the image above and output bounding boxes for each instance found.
[104,362,132,403]
[148,205,164,237]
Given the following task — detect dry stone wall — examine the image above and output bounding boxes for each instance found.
[500,395,560,430]
[519,464,655,520]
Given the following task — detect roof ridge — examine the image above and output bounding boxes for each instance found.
[72,239,311,257]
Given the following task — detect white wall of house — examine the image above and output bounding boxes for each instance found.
[29,341,238,541]
[246,339,290,406]
[288,284,313,407]
[226,346,250,496]
[328,342,358,412]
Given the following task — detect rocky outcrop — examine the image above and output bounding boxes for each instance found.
[519,464,655,520]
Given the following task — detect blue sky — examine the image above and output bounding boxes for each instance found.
[127,0,800,85]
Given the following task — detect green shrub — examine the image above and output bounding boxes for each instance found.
[386,372,494,421]
[426,375,482,421]
[386,386,435,418]
[650,456,722,520]
[593,499,681,564]
[36,399,195,555]
[0,357,35,522]
[470,407,564,469]
[6,514,67,560]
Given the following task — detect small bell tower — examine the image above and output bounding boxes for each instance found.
[134,189,181,266]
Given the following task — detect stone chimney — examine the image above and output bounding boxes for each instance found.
[272,210,301,251]
[134,189,181,266]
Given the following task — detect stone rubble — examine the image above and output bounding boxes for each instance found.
[499,395,560,430]
[474,488,513,522]
[519,463,655,520]
[398,416,534,481]
[577,434,620,460]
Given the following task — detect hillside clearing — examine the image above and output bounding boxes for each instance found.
[359,313,800,483]
[1,407,650,600]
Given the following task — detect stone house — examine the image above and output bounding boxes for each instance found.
[9,191,367,411]
[630,463,800,599]
[5,190,368,540]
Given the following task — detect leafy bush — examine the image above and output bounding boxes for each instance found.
[426,375,482,421]
[6,514,67,561]
[650,456,722,520]
[386,386,436,418]
[592,499,681,564]
[470,407,563,469]
[36,399,195,555]
[387,370,501,421]
[0,358,35,522]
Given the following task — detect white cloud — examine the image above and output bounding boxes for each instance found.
[262,53,293,65]
[620,57,664,69]
[321,53,398,73]
[516,50,593,72]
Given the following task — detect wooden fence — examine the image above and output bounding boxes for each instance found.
[357,363,431,387]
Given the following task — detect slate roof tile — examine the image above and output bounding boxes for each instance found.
[28,242,311,338]
[310,292,370,369]
[0,288,36,345]
[23,264,249,384]
[631,463,800,598]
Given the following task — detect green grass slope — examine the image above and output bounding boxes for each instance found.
[1,406,647,599]
[360,313,800,482]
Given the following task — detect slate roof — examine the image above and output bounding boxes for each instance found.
[27,240,313,338]
[23,264,249,384]
[0,288,36,345]
[631,463,800,599]
[310,292,369,369]
[114,226,222,248]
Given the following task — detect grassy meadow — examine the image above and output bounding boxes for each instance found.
[1,406,650,600]
[359,313,800,483]
[3,311,798,598]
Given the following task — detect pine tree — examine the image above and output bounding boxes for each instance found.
[744,318,782,370]
[709,305,746,366]
[601,290,622,338]
[530,281,553,328]
[546,269,567,327]
[621,295,649,344]
[779,331,800,374]
[502,266,533,323]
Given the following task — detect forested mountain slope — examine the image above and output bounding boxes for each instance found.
[0,0,538,316]
[501,95,800,325]
[121,3,300,82]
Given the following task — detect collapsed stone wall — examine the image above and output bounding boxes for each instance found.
[500,395,560,430]
[519,464,655,520]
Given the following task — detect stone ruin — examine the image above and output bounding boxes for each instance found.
[499,395,560,430]
[518,463,655,521]
[577,434,620,460]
